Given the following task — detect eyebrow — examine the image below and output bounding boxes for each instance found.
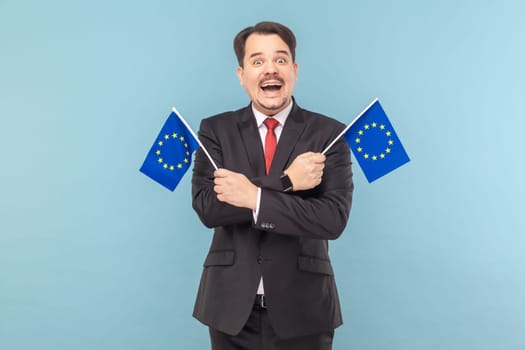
[248,50,291,59]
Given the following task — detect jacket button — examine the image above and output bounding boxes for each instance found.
[257,256,263,264]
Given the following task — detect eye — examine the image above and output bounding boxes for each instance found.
[276,57,287,64]
[253,59,263,66]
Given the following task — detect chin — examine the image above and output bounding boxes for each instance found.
[258,98,289,113]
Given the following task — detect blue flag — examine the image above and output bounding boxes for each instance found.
[344,99,410,182]
[140,109,200,191]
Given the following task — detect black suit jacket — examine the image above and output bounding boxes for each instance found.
[191,101,353,339]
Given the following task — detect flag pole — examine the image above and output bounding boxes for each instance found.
[172,107,218,170]
[321,98,379,155]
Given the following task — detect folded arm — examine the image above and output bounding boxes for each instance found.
[192,118,353,238]
[254,139,353,240]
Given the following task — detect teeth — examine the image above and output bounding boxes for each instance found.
[261,80,282,86]
[261,83,282,88]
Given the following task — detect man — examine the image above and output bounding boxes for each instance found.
[191,21,353,350]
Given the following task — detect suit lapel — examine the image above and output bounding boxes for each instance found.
[269,104,306,175]
[237,107,266,176]
[237,103,308,177]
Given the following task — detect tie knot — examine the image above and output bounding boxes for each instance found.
[263,118,279,131]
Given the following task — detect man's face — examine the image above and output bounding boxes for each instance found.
[237,33,298,116]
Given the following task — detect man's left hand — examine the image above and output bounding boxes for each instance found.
[214,168,258,210]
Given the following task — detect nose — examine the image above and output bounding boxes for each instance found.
[264,60,278,75]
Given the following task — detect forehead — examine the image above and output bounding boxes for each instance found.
[244,33,291,58]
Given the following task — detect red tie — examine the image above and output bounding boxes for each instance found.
[263,118,279,175]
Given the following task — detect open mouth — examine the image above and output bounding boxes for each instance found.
[260,81,283,92]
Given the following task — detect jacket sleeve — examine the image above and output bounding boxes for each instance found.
[253,136,353,240]
[191,118,253,228]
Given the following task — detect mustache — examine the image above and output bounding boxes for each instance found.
[259,74,284,85]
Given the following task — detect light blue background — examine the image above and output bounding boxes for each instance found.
[1,0,524,349]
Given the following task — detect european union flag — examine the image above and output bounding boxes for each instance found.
[344,99,410,182]
[140,109,200,191]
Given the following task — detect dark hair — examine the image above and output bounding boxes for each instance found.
[233,21,296,67]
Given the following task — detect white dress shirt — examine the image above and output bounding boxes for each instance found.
[251,101,294,295]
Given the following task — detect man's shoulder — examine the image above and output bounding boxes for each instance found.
[295,104,345,131]
[201,105,251,125]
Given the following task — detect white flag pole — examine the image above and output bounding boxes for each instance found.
[172,107,218,170]
[322,98,379,155]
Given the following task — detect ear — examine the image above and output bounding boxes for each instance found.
[293,62,298,79]
[236,66,244,85]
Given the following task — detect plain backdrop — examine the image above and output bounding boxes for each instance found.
[1,0,524,349]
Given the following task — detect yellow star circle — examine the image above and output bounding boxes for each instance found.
[354,123,395,161]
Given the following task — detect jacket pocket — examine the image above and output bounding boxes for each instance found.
[203,250,235,267]
[297,255,334,275]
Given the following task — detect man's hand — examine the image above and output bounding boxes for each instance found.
[214,169,258,210]
[284,152,326,191]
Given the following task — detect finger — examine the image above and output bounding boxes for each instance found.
[311,154,326,163]
[314,163,325,173]
[214,168,231,178]
[298,151,315,159]
[214,177,225,185]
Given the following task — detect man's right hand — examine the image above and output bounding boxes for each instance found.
[284,152,326,191]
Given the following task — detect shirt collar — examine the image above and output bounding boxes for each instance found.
[252,100,294,128]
